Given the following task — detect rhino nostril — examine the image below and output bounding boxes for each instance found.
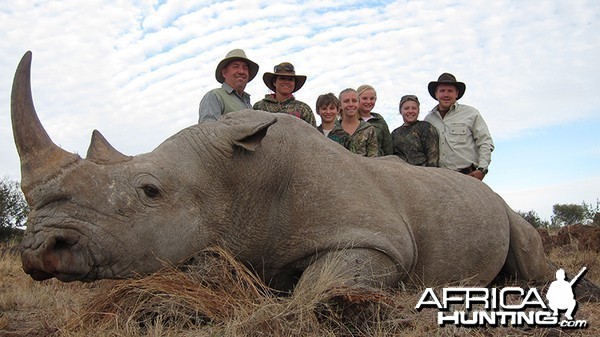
[53,238,72,251]
[49,233,79,251]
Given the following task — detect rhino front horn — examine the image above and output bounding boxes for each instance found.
[11,51,80,194]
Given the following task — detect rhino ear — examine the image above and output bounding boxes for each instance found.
[227,118,277,152]
[86,130,132,164]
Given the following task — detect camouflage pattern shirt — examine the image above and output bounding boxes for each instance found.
[253,94,317,127]
[328,120,379,157]
[361,112,393,156]
[391,121,440,167]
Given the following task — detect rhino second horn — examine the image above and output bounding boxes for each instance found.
[11,51,81,194]
[86,130,132,164]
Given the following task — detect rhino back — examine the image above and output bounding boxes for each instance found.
[201,112,508,287]
[363,158,511,285]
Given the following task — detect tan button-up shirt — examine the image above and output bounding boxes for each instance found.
[424,102,494,171]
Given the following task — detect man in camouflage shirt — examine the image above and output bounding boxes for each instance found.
[391,95,439,166]
[253,62,316,127]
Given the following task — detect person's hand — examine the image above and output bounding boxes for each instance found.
[469,170,485,181]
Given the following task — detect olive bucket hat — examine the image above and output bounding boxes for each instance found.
[427,73,466,100]
[215,49,259,84]
[262,62,307,93]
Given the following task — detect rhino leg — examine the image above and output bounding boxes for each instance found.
[501,209,553,282]
[297,248,402,290]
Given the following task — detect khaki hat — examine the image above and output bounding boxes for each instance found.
[215,49,259,84]
[428,73,466,100]
[262,62,307,93]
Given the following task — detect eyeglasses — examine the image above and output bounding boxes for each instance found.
[274,64,295,73]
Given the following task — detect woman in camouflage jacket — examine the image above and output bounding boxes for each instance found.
[328,88,379,157]
[391,95,439,166]
[357,84,394,156]
[253,62,316,127]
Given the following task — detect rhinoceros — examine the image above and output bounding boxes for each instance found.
[13,52,552,291]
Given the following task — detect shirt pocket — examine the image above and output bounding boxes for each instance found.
[448,123,468,144]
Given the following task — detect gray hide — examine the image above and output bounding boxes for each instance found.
[13,52,552,291]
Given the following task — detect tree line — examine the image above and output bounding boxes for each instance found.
[517,200,600,229]
[0,177,598,242]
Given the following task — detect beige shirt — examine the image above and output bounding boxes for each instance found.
[424,102,494,171]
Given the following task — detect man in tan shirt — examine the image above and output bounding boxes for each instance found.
[424,73,494,180]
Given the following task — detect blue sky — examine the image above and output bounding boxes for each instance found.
[0,0,598,220]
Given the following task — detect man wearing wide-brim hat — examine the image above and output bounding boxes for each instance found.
[253,62,316,127]
[424,73,494,180]
[198,49,259,123]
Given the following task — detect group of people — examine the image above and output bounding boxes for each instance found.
[199,49,494,181]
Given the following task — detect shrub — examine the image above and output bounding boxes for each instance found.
[551,200,599,227]
[0,177,29,242]
[516,210,549,229]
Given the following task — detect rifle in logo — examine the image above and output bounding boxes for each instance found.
[546,267,587,320]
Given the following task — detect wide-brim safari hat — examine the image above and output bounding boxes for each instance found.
[262,62,307,93]
[428,73,466,100]
[215,49,259,84]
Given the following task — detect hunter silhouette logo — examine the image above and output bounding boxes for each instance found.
[546,267,586,321]
[415,267,589,328]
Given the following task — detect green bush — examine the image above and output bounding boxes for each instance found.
[551,200,599,227]
[0,177,29,242]
[516,210,549,229]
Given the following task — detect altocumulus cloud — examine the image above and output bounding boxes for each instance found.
[0,0,598,219]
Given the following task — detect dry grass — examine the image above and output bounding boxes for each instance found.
[1,243,599,336]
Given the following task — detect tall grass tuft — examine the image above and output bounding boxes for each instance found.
[2,243,599,336]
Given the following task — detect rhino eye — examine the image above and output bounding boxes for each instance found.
[142,184,160,198]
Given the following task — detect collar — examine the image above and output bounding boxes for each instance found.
[432,102,459,115]
[222,82,249,98]
[266,93,295,103]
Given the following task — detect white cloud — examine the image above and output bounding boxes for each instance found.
[0,0,598,219]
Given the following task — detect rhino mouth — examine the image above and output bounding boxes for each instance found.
[27,268,57,281]
[21,229,103,282]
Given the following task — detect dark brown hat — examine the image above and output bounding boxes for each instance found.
[262,62,307,93]
[428,73,466,100]
[215,49,259,84]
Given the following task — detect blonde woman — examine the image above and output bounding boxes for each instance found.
[328,88,378,157]
[357,84,393,155]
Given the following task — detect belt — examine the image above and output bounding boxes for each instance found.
[458,164,476,174]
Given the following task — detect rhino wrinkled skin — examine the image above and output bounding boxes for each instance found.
[12,52,552,290]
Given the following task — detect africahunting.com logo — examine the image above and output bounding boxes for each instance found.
[415,267,588,329]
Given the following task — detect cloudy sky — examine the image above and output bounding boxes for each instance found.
[1,0,598,221]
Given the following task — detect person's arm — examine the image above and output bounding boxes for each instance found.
[424,123,440,167]
[198,90,223,123]
[304,105,317,127]
[472,112,494,171]
[366,127,379,157]
[381,124,394,156]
